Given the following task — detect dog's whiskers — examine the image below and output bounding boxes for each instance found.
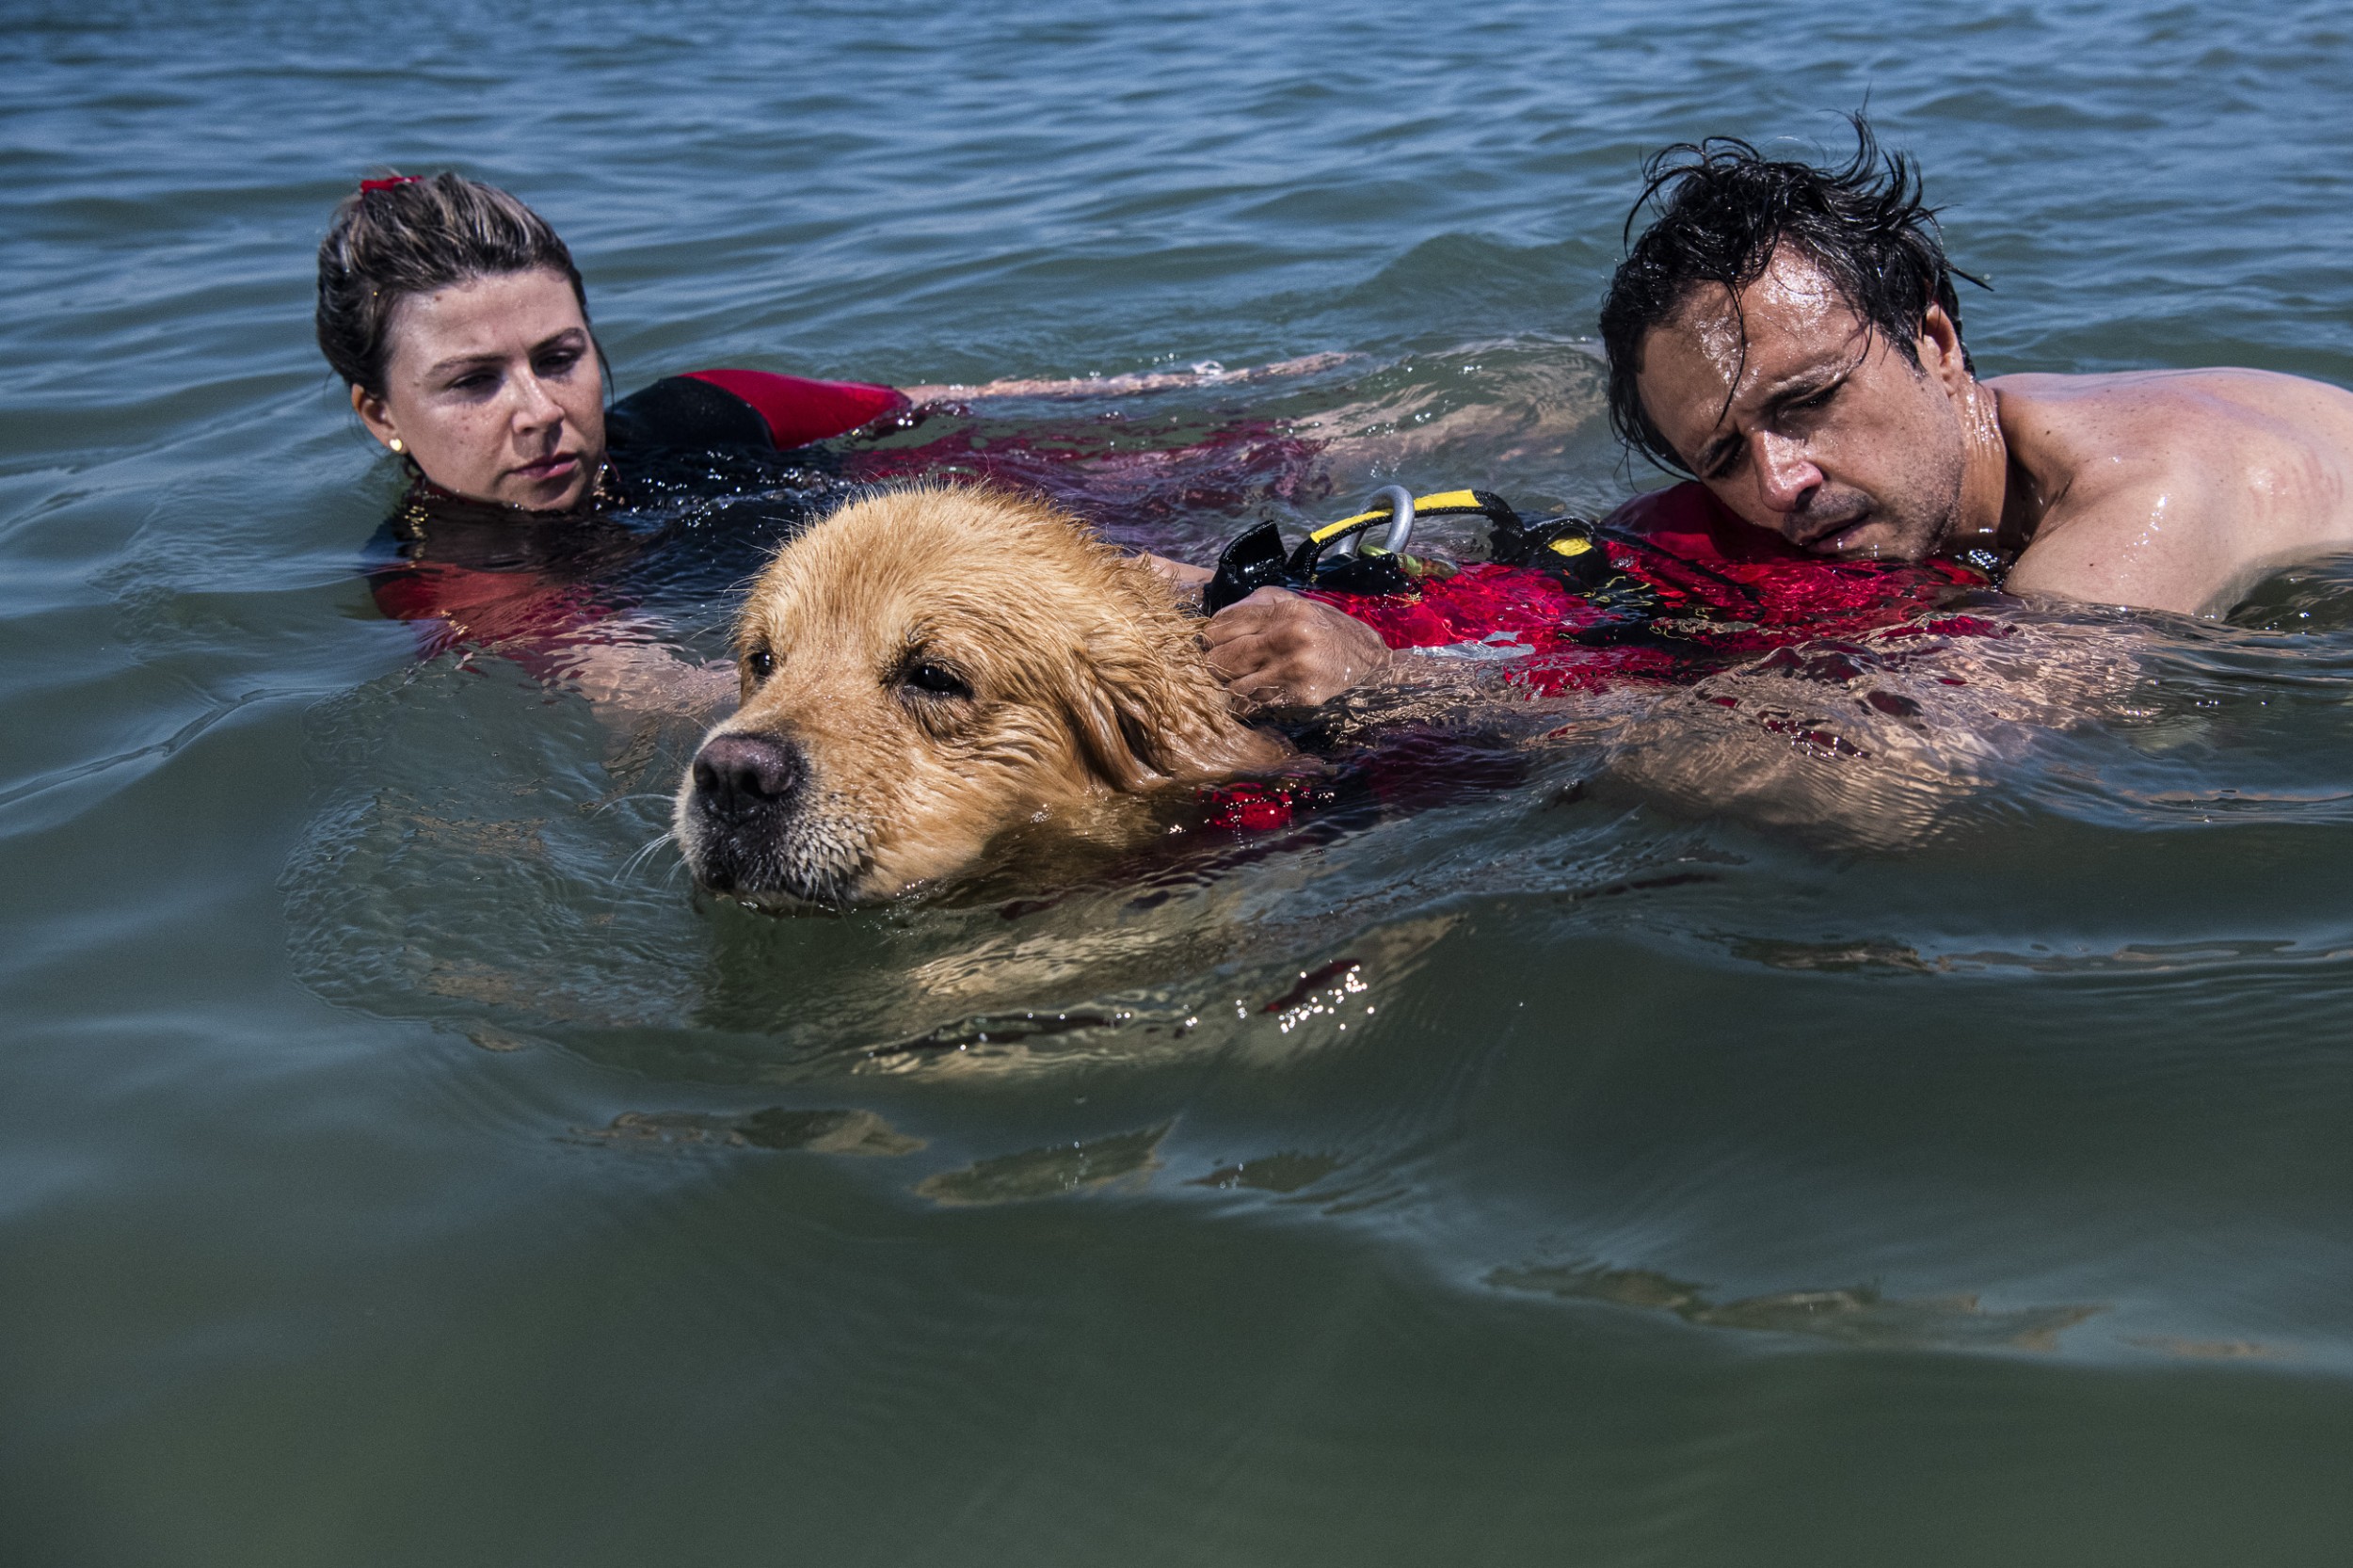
[618,830,680,881]
[587,791,678,819]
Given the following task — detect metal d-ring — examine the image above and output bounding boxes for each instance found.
[1337,485,1417,557]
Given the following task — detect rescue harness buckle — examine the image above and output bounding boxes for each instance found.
[1201,486,1609,616]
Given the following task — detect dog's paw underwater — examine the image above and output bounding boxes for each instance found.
[674,486,1290,908]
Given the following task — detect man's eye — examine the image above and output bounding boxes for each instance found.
[448,371,497,393]
[536,347,582,376]
[1791,380,1841,413]
[901,660,972,699]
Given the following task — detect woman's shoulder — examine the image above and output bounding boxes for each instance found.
[609,369,910,454]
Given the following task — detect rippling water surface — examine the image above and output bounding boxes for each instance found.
[9,2,2353,1562]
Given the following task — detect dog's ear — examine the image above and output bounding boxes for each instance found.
[1064,667,1171,793]
[1063,641,1275,792]
[1050,550,1289,793]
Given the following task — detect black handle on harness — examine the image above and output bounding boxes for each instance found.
[1202,520,1294,616]
[1201,488,1609,616]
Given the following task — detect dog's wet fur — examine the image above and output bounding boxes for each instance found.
[676,486,1288,906]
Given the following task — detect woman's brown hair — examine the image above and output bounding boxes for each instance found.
[315,171,589,395]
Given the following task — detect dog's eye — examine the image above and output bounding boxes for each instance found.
[901,660,972,700]
[744,647,776,683]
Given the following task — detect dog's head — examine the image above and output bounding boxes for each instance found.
[675,486,1286,906]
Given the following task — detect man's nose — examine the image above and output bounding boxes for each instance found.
[1751,430,1822,516]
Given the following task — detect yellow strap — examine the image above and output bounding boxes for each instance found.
[1413,488,1482,513]
[1306,488,1492,545]
[1308,508,1386,544]
[1549,536,1594,557]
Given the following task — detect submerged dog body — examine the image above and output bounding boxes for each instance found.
[675,487,1286,905]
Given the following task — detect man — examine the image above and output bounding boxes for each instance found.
[1209,121,2353,705]
[1600,121,2353,612]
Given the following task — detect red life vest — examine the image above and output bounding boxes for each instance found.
[1300,481,1993,696]
[1198,483,2008,832]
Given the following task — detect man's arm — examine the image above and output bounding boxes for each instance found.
[901,353,1353,405]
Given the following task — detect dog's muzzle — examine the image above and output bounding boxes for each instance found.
[680,729,813,896]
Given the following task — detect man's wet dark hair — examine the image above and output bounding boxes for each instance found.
[1598,117,1981,474]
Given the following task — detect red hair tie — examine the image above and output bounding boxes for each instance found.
[360,175,419,193]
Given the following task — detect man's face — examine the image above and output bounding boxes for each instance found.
[1635,248,1974,561]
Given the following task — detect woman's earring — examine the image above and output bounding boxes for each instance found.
[388,437,405,455]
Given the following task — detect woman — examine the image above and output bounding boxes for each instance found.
[318,170,1363,708]
[316,173,946,514]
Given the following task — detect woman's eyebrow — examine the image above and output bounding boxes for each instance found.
[424,349,504,377]
[424,328,584,378]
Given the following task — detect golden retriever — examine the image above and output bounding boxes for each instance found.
[673,486,2136,909]
[674,486,1288,906]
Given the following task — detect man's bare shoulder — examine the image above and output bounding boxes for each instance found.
[1993,368,2353,465]
[1992,368,2353,615]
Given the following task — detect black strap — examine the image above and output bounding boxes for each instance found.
[1203,521,1294,615]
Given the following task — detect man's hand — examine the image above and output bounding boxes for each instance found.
[1201,586,1394,708]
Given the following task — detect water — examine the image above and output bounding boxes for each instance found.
[8,1,2353,1561]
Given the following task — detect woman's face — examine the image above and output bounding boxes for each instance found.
[353,267,607,511]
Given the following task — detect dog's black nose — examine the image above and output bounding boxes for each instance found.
[691,731,805,820]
